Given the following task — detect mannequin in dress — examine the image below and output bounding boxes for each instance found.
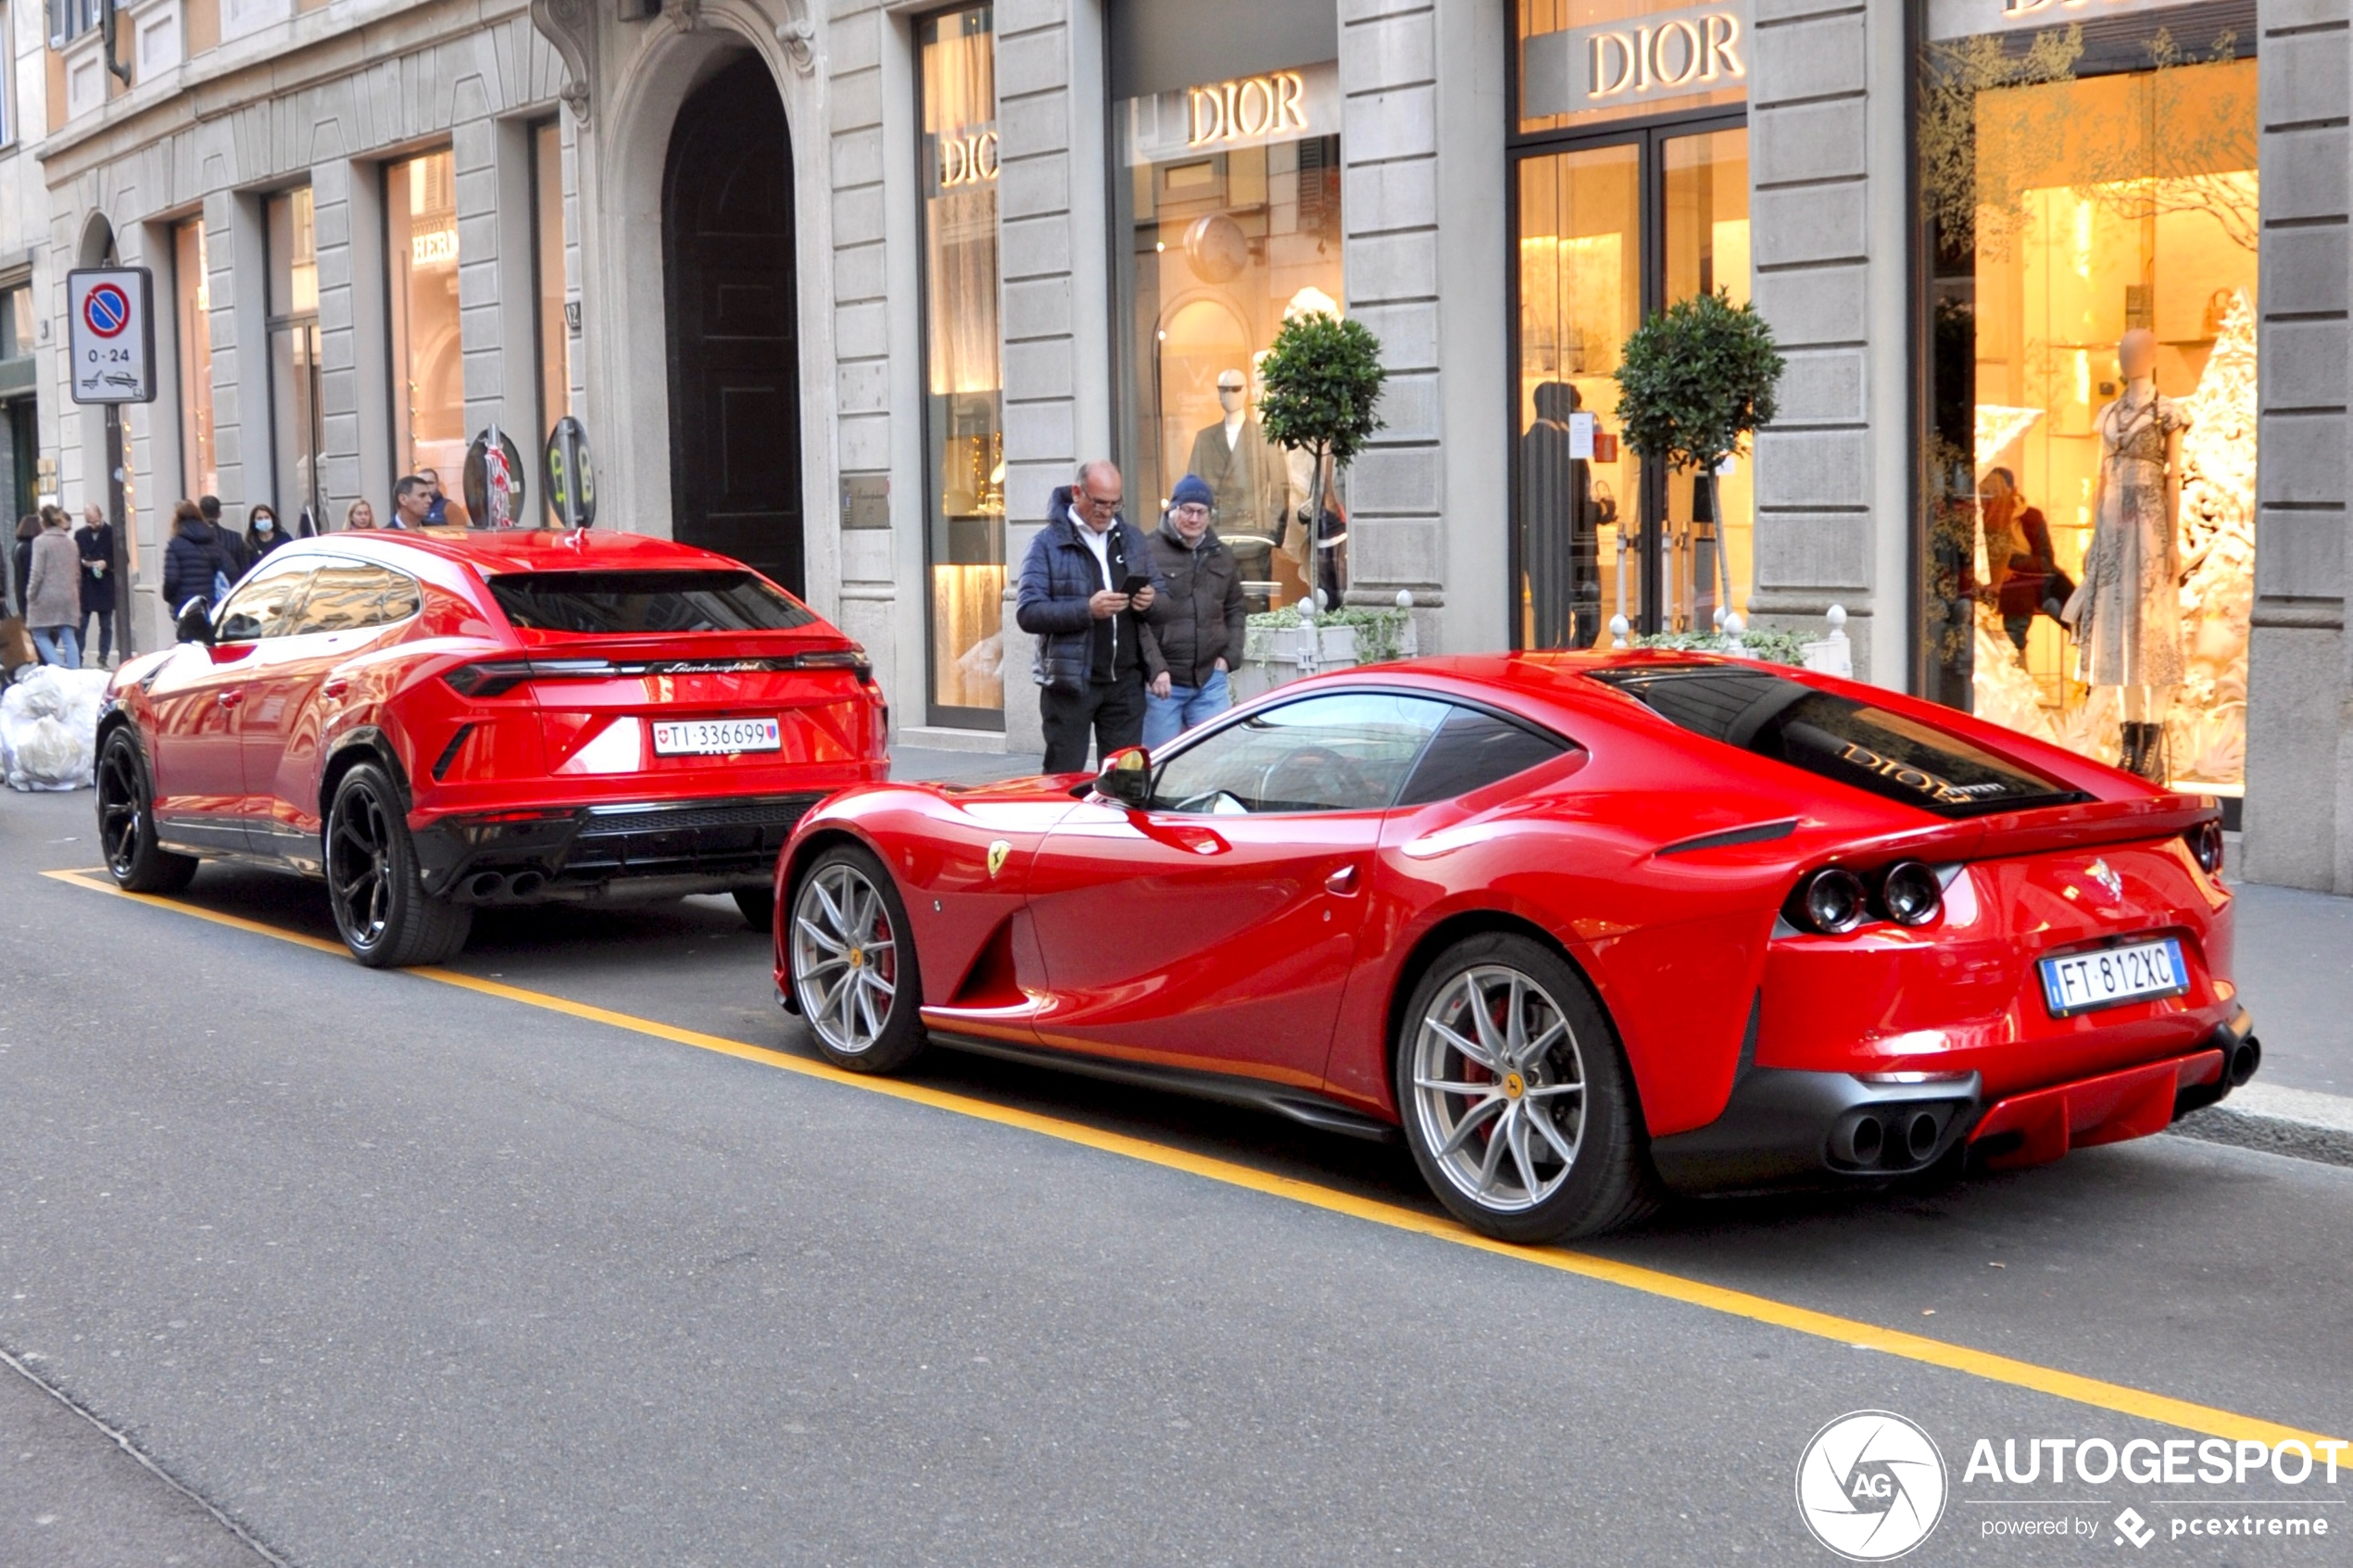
[1185,369,1282,539]
[2072,328,2189,782]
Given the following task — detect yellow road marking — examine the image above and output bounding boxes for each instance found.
[44,865,2345,1449]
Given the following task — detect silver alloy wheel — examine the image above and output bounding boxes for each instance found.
[1407,963,1587,1214]
[791,861,900,1056]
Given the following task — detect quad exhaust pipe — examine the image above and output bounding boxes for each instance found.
[1828,1103,1954,1173]
[462,870,549,904]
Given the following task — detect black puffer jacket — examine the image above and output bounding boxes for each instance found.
[1139,517,1246,688]
[162,515,228,611]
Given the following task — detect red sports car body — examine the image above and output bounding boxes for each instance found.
[97,529,887,965]
[772,653,2253,1240]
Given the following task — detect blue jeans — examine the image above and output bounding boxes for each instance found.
[31,625,80,670]
[1143,667,1231,750]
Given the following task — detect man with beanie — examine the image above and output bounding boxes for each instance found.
[1014,459,1169,772]
[198,495,253,580]
[1139,473,1246,749]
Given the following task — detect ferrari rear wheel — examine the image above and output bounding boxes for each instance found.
[1397,933,1659,1243]
[789,844,925,1073]
[324,762,472,969]
[94,728,197,894]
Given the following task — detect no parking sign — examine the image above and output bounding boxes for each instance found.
[67,268,157,404]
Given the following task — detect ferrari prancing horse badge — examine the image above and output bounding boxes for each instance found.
[986,839,1011,878]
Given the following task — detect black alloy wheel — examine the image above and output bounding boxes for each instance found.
[324,761,472,968]
[94,728,197,894]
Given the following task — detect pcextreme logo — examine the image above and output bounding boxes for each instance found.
[1796,1411,1949,1561]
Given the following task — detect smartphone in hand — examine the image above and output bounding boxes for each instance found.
[1118,572,1151,598]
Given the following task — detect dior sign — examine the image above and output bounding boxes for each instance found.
[1523,2,1747,120]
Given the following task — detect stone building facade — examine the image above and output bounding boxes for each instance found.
[19,0,2353,890]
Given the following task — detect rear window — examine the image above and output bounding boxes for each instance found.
[1589,665,2085,819]
[485,571,815,634]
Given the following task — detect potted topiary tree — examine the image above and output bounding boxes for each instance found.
[1613,289,1784,625]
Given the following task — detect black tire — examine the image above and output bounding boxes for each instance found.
[94,727,198,895]
[1394,932,1661,1243]
[786,843,925,1073]
[733,885,777,933]
[323,761,472,968]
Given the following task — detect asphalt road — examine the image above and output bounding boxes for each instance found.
[5,784,2352,1566]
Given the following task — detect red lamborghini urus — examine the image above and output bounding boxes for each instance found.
[96,529,887,966]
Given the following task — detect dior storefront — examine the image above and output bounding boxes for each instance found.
[35,0,2352,889]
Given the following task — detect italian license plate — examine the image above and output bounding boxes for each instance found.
[650,717,782,757]
[2038,938,2188,1018]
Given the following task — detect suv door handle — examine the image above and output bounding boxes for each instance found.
[215,690,244,709]
[1325,863,1359,896]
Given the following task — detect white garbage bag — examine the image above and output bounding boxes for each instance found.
[1,666,115,790]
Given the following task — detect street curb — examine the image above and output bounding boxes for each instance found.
[2165,1084,2353,1170]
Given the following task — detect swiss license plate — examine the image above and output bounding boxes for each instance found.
[2038,938,2188,1018]
[650,717,782,757]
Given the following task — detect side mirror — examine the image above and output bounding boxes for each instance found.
[174,597,215,646]
[1094,746,1151,809]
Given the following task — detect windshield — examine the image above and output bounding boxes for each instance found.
[485,571,816,634]
[1589,665,2086,819]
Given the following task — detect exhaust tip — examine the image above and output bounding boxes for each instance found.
[468,872,506,900]
[2230,1035,2261,1087]
[509,871,546,899]
[1831,1113,1885,1167]
[1906,1110,1942,1163]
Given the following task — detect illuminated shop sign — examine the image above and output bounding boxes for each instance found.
[1522,2,1747,120]
[1125,61,1339,167]
[1924,0,2208,41]
[410,229,457,267]
[934,125,1000,189]
[1188,71,1309,147]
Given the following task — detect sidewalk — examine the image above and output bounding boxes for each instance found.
[882,741,2353,1165]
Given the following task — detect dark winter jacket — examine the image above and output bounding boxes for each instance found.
[76,522,117,615]
[10,537,29,617]
[1014,487,1170,693]
[163,516,229,611]
[209,520,253,581]
[1139,517,1247,688]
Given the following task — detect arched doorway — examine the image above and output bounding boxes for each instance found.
[661,53,803,596]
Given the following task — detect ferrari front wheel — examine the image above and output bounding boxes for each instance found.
[1397,933,1659,1243]
[324,762,472,969]
[789,844,925,1073]
[94,728,197,894]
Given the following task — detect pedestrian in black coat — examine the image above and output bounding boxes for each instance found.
[9,513,34,618]
[246,504,289,559]
[163,500,228,613]
[75,503,116,666]
[198,494,252,581]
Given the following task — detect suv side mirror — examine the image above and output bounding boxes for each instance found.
[174,597,216,646]
[1094,746,1151,809]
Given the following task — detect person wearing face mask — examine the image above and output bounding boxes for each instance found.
[1139,474,1245,749]
[246,503,289,558]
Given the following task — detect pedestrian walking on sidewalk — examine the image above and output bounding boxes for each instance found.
[24,508,83,668]
[199,495,252,582]
[75,503,115,668]
[246,503,288,559]
[1139,473,1244,750]
[163,499,229,611]
[9,513,35,618]
[1014,458,1169,773]
[392,475,434,530]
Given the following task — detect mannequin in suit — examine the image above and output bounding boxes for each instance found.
[1185,369,1283,540]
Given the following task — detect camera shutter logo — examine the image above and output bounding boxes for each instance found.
[1796,1411,1947,1561]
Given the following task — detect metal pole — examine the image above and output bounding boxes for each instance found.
[106,403,133,659]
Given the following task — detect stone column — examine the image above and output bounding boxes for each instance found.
[2243,0,2352,892]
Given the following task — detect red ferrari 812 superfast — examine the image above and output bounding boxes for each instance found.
[98,529,887,966]
[773,653,2253,1241]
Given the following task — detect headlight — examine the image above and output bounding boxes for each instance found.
[1879,861,1943,927]
[1791,867,1869,935]
[2186,819,2224,875]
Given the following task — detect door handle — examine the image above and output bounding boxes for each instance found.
[1324,863,1359,896]
[215,690,244,709]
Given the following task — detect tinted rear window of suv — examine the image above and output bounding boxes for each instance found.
[486,571,815,634]
[1588,665,2086,819]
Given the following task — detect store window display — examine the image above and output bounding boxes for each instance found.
[1919,16,2256,797]
[918,3,1004,724]
[1114,62,1343,612]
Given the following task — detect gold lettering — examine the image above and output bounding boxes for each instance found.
[1589,31,1634,99]
[975,129,999,180]
[1634,25,1653,92]
[1189,85,1220,145]
[1221,81,1240,144]
[940,136,966,187]
[1702,13,1743,82]
[1652,19,1702,88]
[1236,74,1273,137]
[1274,71,1306,133]
[1185,72,1315,146]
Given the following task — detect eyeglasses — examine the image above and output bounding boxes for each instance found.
[1082,491,1122,509]
[1174,504,1210,520]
